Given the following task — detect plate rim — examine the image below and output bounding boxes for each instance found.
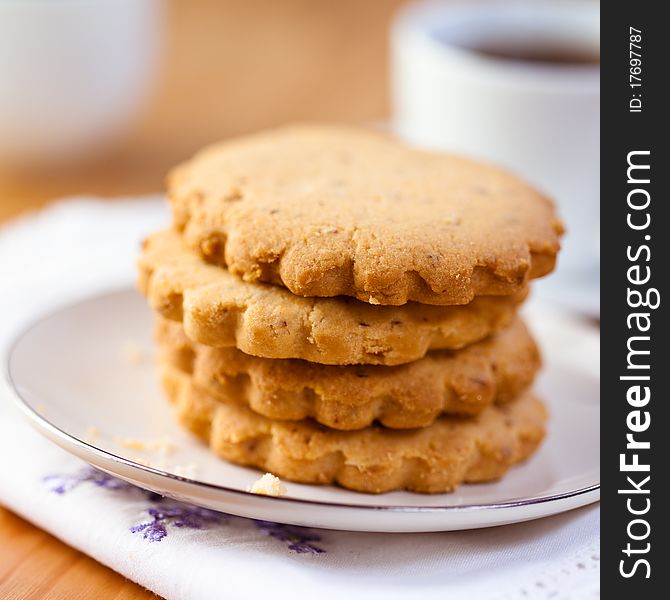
[4,287,600,515]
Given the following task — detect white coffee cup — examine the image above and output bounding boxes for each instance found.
[0,0,162,166]
[391,0,600,309]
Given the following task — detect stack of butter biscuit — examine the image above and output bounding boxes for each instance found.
[138,125,563,494]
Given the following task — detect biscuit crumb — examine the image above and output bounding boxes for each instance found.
[35,403,46,414]
[248,473,287,497]
[120,340,146,366]
[120,438,147,451]
[368,296,381,305]
[85,425,100,440]
[119,436,174,456]
[173,463,198,478]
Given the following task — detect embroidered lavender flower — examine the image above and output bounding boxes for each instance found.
[43,466,327,551]
[131,505,224,542]
[43,466,160,500]
[255,520,325,554]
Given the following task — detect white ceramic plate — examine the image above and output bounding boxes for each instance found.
[4,289,599,532]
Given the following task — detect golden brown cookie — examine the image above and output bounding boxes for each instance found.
[168,124,563,306]
[160,367,547,494]
[138,230,527,366]
[157,316,540,430]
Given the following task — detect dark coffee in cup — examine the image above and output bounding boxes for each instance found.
[466,42,600,65]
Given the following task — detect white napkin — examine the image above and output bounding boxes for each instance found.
[0,198,600,600]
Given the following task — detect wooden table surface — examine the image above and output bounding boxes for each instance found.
[0,1,407,597]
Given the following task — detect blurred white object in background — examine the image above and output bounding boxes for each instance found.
[392,0,600,314]
[0,0,162,166]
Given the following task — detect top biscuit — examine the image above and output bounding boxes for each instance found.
[169,124,563,305]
